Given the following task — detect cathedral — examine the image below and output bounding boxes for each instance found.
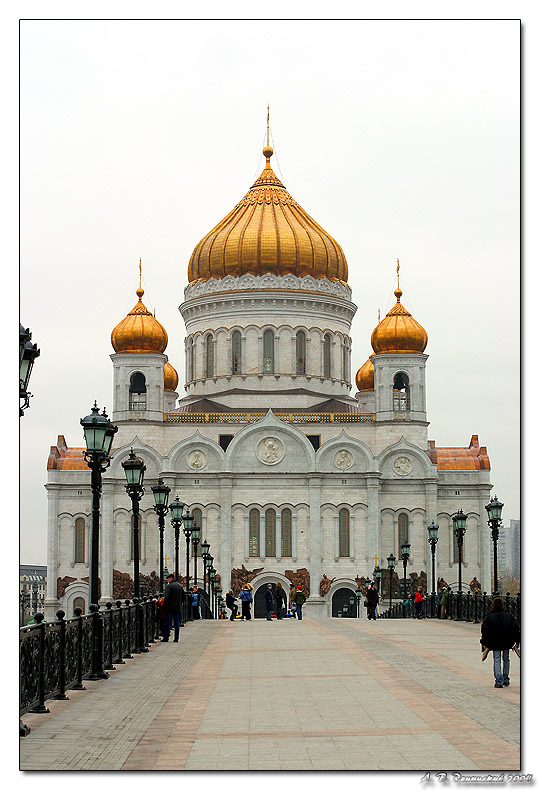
[44,135,493,620]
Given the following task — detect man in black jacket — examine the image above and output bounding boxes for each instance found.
[366,582,379,620]
[481,597,520,688]
[225,590,238,621]
[162,573,185,642]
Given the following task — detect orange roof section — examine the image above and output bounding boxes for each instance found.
[47,436,89,470]
[427,435,491,471]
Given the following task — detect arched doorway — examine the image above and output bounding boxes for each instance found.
[254,583,277,618]
[331,587,358,618]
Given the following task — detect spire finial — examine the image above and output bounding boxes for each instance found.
[378,307,381,323]
[397,258,400,289]
[263,104,273,162]
[395,258,402,301]
[136,258,144,300]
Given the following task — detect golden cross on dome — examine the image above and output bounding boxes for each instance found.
[396,258,400,289]
[139,257,142,289]
[372,553,380,565]
[164,554,169,566]
[267,103,270,147]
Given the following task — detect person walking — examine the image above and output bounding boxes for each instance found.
[366,582,379,620]
[440,586,449,619]
[481,596,520,688]
[289,584,297,618]
[162,573,184,642]
[436,587,444,619]
[239,584,252,620]
[414,587,425,619]
[226,590,238,621]
[191,585,201,619]
[264,584,275,621]
[294,584,307,620]
[275,582,287,619]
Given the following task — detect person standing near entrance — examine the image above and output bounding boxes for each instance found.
[414,587,425,619]
[226,590,238,621]
[275,582,287,619]
[239,585,252,620]
[481,596,520,688]
[289,584,297,618]
[264,584,274,620]
[294,585,307,620]
[366,582,379,620]
[162,573,184,642]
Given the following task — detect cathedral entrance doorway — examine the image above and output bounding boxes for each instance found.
[331,587,358,618]
[254,583,277,619]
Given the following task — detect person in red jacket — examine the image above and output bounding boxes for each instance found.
[414,587,425,619]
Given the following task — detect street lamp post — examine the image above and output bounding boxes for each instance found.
[427,520,440,596]
[169,496,185,583]
[400,542,411,617]
[373,565,382,592]
[355,587,362,618]
[200,541,210,599]
[191,516,201,588]
[485,495,504,597]
[81,402,118,606]
[122,449,147,653]
[152,479,171,594]
[182,509,195,597]
[20,324,40,416]
[387,553,396,612]
[452,509,468,620]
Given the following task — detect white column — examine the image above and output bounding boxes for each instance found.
[100,482,115,601]
[220,476,233,590]
[308,476,322,596]
[425,482,438,593]
[366,478,380,575]
[44,484,60,620]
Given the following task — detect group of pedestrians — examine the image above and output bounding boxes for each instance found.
[156,574,203,642]
[224,582,307,621]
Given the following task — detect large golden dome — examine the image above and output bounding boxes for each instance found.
[111,285,168,354]
[164,361,179,391]
[371,285,427,354]
[188,145,348,284]
[355,356,375,391]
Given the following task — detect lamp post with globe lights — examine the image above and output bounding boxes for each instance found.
[151,478,171,594]
[122,449,147,652]
[427,520,440,596]
[387,553,396,612]
[452,509,468,620]
[485,496,504,596]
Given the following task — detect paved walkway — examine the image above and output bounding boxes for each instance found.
[20,616,520,772]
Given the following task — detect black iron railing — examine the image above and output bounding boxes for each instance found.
[380,591,520,625]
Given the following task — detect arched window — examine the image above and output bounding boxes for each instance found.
[342,341,348,381]
[73,597,85,615]
[187,337,194,382]
[398,513,409,548]
[249,509,260,557]
[263,330,274,374]
[296,331,306,375]
[232,331,242,374]
[265,509,276,557]
[281,508,292,557]
[323,334,331,378]
[393,372,410,411]
[130,513,142,561]
[129,372,147,411]
[192,508,203,557]
[205,335,214,379]
[74,518,85,564]
[338,509,350,557]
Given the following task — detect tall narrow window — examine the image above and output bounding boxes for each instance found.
[188,337,194,382]
[249,509,260,557]
[130,513,142,561]
[398,513,409,548]
[191,508,202,557]
[323,334,331,378]
[296,331,306,375]
[393,372,410,411]
[263,330,274,373]
[73,597,85,615]
[265,509,276,557]
[281,508,292,557]
[205,335,214,378]
[338,509,350,557]
[129,372,147,411]
[232,331,242,374]
[342,341,347,381]
[74,518,85,564]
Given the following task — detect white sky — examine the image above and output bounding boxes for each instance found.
[7,2,538,785]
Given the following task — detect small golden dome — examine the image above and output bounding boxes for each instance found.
[164,361,179,392]
[355,356,375,391]
[111,285,168,354]
[188,142,348,285]
[371,286,427,354]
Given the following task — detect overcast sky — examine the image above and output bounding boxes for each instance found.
[17,18,521,570]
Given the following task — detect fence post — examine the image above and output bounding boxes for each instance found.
[124,600,133,659]
[29,613,50,713]
[53,610,69,700]
[72,607,86,690]
[88,603,109,681]
[103,602,116,671]
[115,600,126,664]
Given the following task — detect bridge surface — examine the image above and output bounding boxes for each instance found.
[20,616,520,772]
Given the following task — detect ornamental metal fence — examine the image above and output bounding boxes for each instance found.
[379,590,520,625]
